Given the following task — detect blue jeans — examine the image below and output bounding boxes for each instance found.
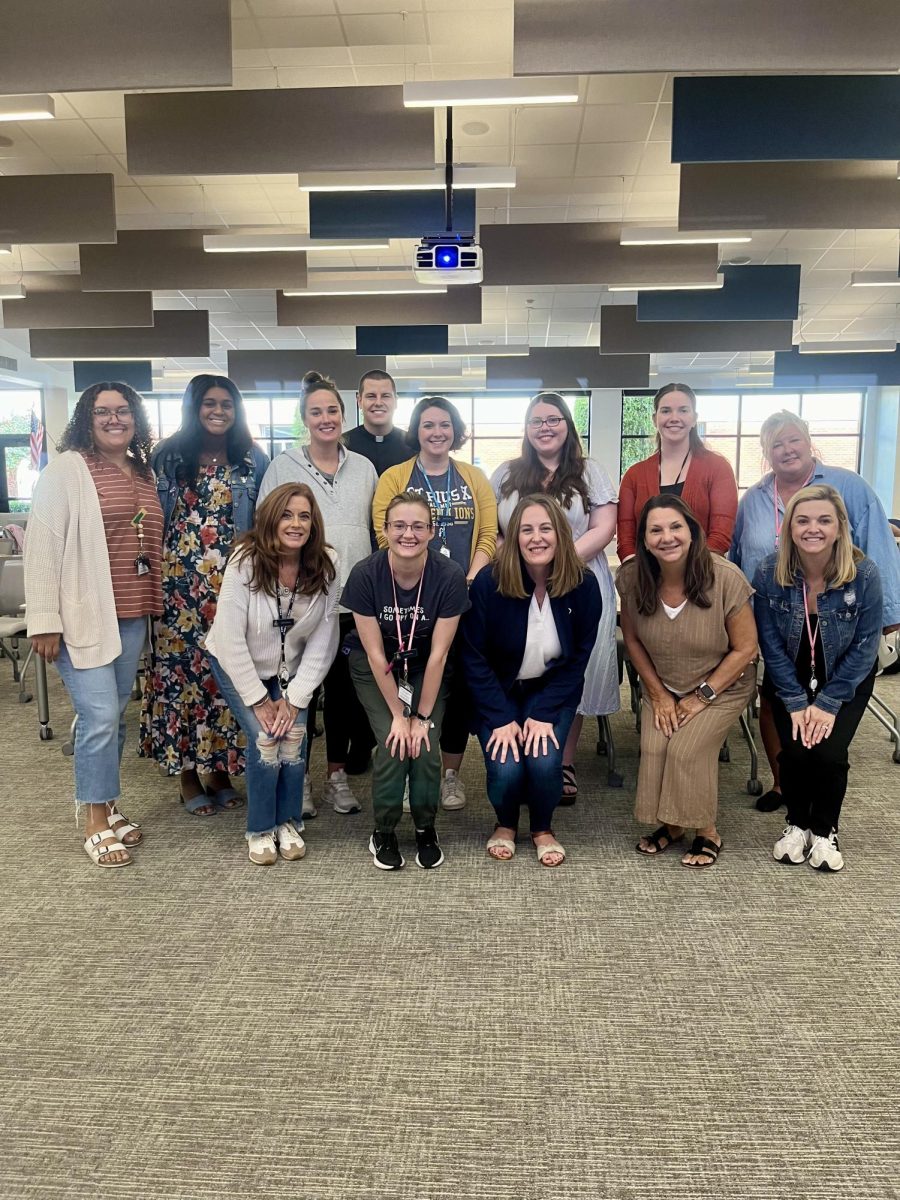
[477,702,577,835]
[55,617,148,806]
[209,656,307,837]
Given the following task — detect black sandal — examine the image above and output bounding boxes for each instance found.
[681,835,722,868]
[755,789,784,813]
[636,825,684,856]
[559,764,578,806]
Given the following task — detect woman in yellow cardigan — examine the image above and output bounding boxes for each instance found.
[373,395,498,810]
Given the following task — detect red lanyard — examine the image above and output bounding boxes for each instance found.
[802,582,821,692]
[773,464,816,549]
[386,554,425,675]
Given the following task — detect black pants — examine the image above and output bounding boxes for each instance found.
[439,640,470,757]
[323,613,375,765]
[769,666,875,836]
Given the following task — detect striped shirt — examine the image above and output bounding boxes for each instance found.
[81,452,164,618]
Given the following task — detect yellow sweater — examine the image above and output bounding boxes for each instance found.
[372,456,498,570]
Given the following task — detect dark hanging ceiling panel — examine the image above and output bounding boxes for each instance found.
[73,361,154,393]
[228,350,387,393]
[309,191,476,240]
[79,230,308,292]
[672,76,900,163]
[486,349,649,390]
[2,275,153,329]
[773,347,900,387]
[29,310,210,360]
[679,161,900,231]
[513,0,900,73]
[480,223,719,287]
[276,287,481,328]
[636,266,801,323]
[0,0,231,93]
[357,326,449,356]
[600,306,794,354]
[125,86,434,175]
[0,175,116,245]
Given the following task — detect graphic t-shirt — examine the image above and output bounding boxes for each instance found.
[406,460,474,569]
[341,547,470,664]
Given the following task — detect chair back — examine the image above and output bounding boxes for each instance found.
[0,557,26,616]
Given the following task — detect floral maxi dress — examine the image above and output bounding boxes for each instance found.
[140,464,246,776]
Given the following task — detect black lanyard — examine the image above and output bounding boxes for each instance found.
[658,448,691,491]
[274,575,301,693]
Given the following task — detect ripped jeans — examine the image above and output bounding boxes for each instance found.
[208,656,307,837]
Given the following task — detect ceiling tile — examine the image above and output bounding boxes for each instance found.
[342,13,427,43]
[581,104,656,143]
[64,92,126,120]
[87,119,128,155]
[575,143,643,177]
[513,107,584,146]
[256,16,346,46]
[268,46,353,66]
[269,66,358,87]
[25,120,108,157]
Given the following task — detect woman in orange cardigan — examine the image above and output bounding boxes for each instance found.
[617,383,738,560]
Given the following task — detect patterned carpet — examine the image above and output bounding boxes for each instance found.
[1,662,899,1200]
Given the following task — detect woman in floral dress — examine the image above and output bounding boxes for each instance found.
[140,375,269,814]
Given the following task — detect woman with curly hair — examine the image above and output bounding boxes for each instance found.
[25,382,163,868]
[140,374,269,816]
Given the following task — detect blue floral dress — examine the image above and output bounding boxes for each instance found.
[140,465,246,775]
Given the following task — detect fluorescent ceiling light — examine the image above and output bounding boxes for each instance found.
[797,340,897,354]
[283,281,446,296]
[298,167,516,192]
[202,233,390,253]
[620,226,752,246]
[454,345,530,357]
[0,284,26,299]
[403,78,579,108]
[608,275,725,292]
[34,354,151,362]
[850,271,900,287]
[0,94,55,122]
[0,246,12,256]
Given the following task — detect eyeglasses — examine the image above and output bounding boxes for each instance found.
[93,406,134,421]
[526,415,563,430]
[387,521,430,535]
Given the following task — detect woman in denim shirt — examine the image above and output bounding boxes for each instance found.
[753,485,883,872]
[140,374,269,815]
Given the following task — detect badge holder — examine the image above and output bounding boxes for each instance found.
[131,508,151,576]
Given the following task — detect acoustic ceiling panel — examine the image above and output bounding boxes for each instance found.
[773,347,900,387]
[2,275,153,329]
[0,0,231,93]
[637,266,801,323]
[486,349,649,390]
[228,350,386,393]
[0,175,116,245]
[672,76,900,163]
[125,87,434,176]
[30,310,210,360]
[79,230,308,292]
[357,326,449,356]
[73,361,153,392]
[513,0,900,73]
[308,191,476,240]
[277,287,481,328]
[679,161,900,231]
[480,223,719,287]
[600,306,794,354]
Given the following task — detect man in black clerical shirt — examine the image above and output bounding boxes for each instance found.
[343,370,409,476]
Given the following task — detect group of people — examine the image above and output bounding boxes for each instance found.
[24,372,899,876]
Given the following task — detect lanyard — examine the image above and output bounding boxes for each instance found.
[274,574,301,692]
[773,464,816,549]
[386,553,425,678]
[416,459,455,540]
[658,448,691,491]
[802,582,821,693]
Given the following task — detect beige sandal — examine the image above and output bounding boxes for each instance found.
[486,833,516,861]
[83,829,132,868]
[534,837,566,867]
[107,805,142,846]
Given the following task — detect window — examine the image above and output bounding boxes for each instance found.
[0,387,44,512]
[621,390,863,493]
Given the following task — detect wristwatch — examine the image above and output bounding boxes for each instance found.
[695,681,717,705]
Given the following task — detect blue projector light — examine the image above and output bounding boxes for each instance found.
[435,245,460,269]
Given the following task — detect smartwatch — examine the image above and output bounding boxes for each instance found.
[696,681,717,704]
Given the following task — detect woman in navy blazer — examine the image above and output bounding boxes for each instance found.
[461,494,601,866]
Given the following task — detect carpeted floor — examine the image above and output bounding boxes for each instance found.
[1,663,899,1200]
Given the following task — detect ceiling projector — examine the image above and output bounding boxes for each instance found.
[414,233,483,285]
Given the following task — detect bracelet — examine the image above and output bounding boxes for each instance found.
[415,711,434,728]
[694,688,713,706]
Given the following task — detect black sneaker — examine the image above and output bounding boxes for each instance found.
[369,830,404,870]
[414,826,444,870]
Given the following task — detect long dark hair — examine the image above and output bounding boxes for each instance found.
[633,494,714,616]
[653,382,706,456]
[162,374,254,484]
[498,392,590,514]
[230,483,336,599]
[58,382,155,478]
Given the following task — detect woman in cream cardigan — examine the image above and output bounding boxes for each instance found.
[372,395,498,810]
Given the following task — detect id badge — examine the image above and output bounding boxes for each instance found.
[439,544,451,558]
[134,554,151,577]
[398,680,414,709]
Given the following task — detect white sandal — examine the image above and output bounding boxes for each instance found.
[83,828,132,868]
[534,838,566,867]
[486,834,516,861]
[106,805,142,845]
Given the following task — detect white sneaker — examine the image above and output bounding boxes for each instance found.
[808,831,844,872]
[440,769,466,811]
[402,778,410,814]
[247,832,277,865]
[773,824,812,865]
[302,775,317,819]
[275,820,306,861]
[324,768,361,815]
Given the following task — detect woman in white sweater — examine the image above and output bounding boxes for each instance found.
[205,482,339,865]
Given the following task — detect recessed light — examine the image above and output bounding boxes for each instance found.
[608,275,725,292]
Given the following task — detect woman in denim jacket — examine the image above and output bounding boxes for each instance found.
[753,485,883,872]
[140,374,269,814]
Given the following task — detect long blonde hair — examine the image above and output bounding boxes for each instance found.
[774,484,861,588]
[493,494,585,599]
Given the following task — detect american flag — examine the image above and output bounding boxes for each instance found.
[30,410,46,471]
